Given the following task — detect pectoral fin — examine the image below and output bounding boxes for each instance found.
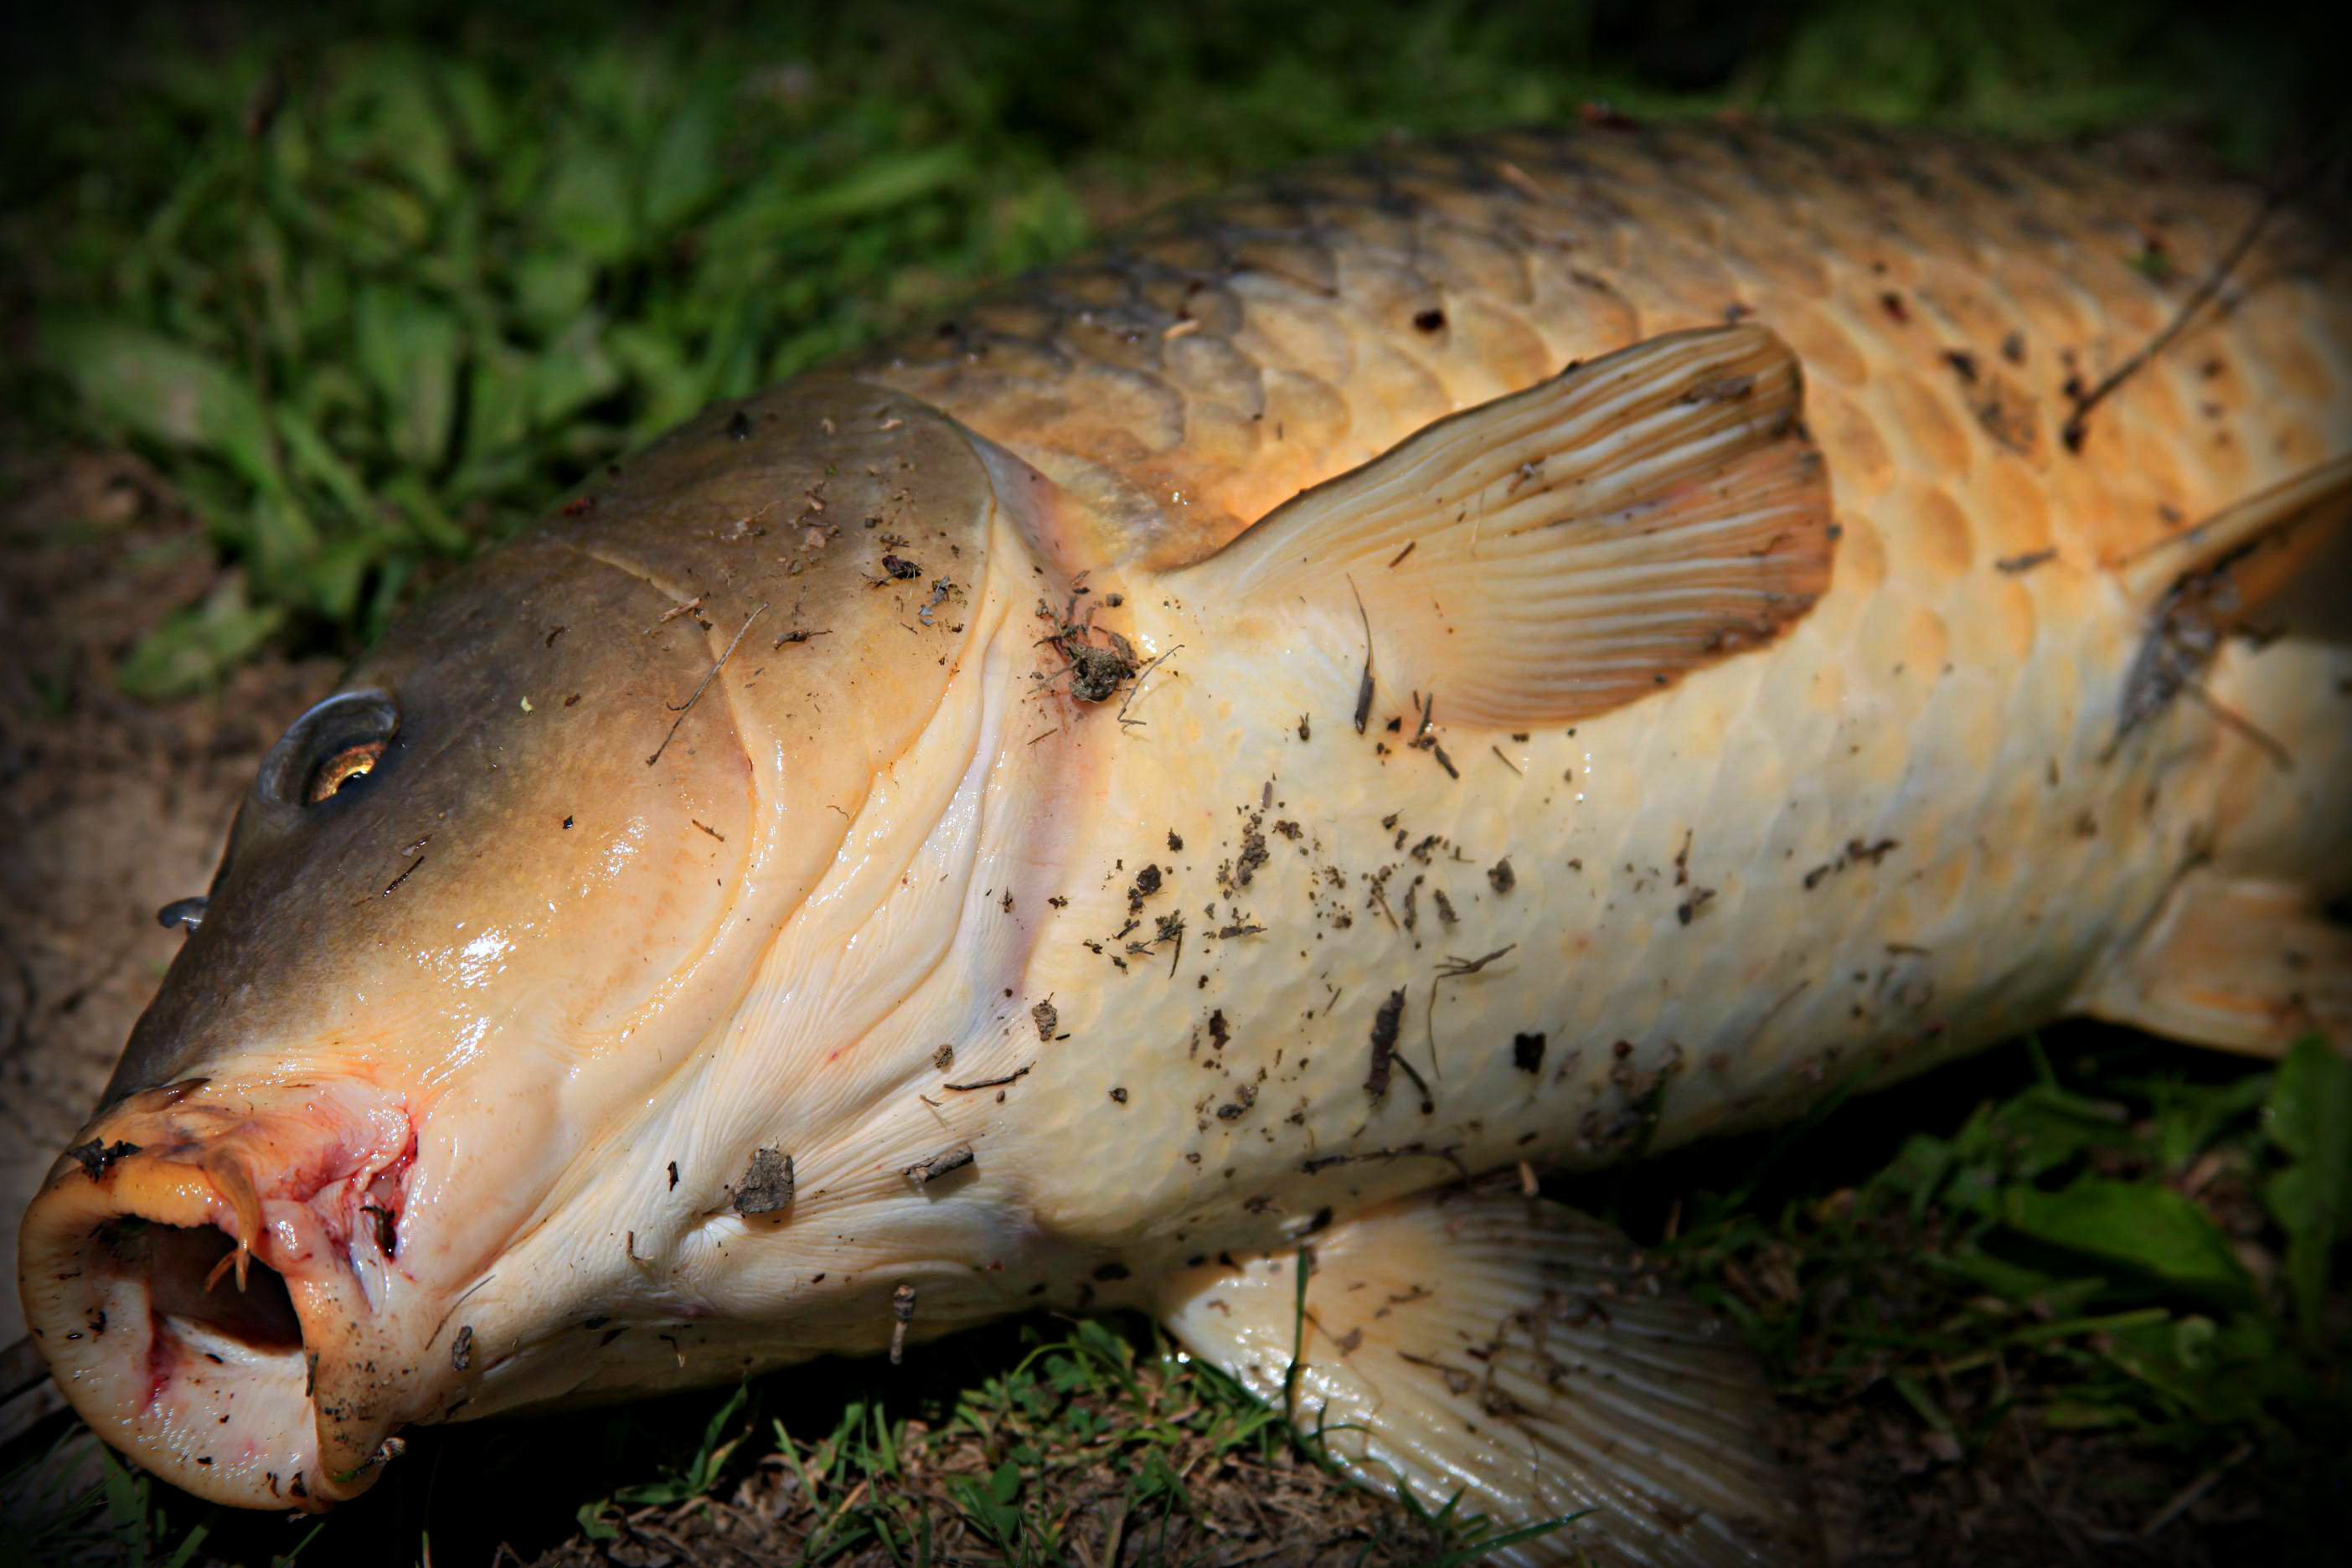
[2075,870,2351,1057]
[1170,324,1835,727]
[1156,1185,1818,1566]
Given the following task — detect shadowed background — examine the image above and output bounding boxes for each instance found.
[2,2,2347,1565]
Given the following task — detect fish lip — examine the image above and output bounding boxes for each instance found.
[17,1093,433,1510]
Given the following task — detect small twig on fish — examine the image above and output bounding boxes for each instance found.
[942,1064,1033,1092]
[1436,946,1516,978]
[1386,540,1416,569]
[2061,183,2286,452]
[1490,744,1523,776]
[1349,575,1375,734]
[1300,1144,1469,1181]
[649,594,705,632]
[647,602,767,766]
[904,1142,975,1188]
[1117,645,1183,728]
[1426,946,1517,1082]
[424,1275,497,1356]
[383,854,425,897]
[1392,1049,1436,1114]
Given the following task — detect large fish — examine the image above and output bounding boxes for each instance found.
[18,123,2352,1565]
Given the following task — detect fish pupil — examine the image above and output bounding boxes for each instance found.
[305,741,384,804]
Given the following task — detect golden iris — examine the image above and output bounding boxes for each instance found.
[305,740,385,803]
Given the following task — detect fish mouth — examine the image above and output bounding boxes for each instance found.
[16,1083,433,1509]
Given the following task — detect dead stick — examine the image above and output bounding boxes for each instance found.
[648,601,766,766]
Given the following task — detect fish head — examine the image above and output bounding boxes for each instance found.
[18,379,1028,1507]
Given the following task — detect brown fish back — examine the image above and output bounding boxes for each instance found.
[861,122,2352,575]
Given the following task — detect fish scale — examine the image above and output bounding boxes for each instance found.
[18,122,2351,1562]
[867,124,2351,572]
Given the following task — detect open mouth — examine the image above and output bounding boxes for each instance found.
[17,1095,426,1509]
[140,1224,307,1354]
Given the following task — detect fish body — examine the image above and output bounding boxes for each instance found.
[18,124,2352,1562]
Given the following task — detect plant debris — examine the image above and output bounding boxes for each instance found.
[647,601,766,766]
[64,1138,140,1179]
[943,1063,1033,1092]
[1364,988,1406,1099]
[904,1143,976,1189]
[889,1283,917,1364]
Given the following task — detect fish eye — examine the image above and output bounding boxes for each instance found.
[305,740,388,803]
[260,690,400,809]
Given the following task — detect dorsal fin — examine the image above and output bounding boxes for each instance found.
[2112,455,2352,744]
[2118,453,2352,610]
[1168,324,1835,729]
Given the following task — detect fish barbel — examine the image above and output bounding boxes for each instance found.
[18,123,2352,1564]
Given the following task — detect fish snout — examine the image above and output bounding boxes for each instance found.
[16,1081,445,1509]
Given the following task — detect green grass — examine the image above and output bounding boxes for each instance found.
[1659,1037,2351,1452]
[2,0,2340,694]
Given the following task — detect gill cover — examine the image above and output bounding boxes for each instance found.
[104,377,1000,1108]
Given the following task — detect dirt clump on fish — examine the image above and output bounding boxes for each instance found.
[729,1148,795,1215]
[1066,640,1137,702]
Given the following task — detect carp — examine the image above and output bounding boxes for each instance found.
[17,123,2352,1565]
